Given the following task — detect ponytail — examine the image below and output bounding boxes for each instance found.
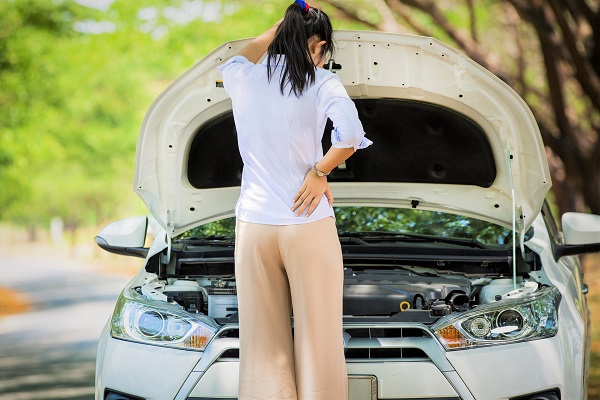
[267,2,334,97]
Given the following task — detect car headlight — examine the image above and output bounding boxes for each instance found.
[110,288,219,351]
[431,286,561,350]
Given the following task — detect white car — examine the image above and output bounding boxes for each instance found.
[95,31,600,400]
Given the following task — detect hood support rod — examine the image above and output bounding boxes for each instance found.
[507,143,517,290]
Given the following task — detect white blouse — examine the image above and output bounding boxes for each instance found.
[218,55,372,225]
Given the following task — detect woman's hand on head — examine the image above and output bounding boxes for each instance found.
[291,172,333,217]
[235,19,283,64]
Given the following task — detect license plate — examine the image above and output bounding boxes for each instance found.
[348,375,377,400]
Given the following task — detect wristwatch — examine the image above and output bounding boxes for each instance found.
[312,163,329,177]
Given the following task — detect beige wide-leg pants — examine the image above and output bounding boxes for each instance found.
[235,217,348,400]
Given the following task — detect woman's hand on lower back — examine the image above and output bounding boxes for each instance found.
[292,173,334,217]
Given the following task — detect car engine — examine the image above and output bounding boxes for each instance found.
[137,264,541,324]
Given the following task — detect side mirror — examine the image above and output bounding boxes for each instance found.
[95,216,149,258]
[555,212,600,259]
[562,212,600,244]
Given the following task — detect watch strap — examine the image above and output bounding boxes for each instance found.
[312,163,329,177]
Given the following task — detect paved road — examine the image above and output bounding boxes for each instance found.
[0,251,135,400]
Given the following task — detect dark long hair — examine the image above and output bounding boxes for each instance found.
[267,3,334,97]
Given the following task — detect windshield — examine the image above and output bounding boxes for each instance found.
[176,207,512,246]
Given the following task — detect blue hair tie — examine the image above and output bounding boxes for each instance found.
[294,0,310,15]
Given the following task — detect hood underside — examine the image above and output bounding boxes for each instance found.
[133,31,551,237]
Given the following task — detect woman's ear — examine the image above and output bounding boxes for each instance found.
[308,37,327,67]
[309,39,326,56]
[316,40,326,53]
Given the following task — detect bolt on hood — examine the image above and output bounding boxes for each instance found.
[133,31,551,238]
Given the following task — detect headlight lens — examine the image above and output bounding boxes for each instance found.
[431,286,561,350]
[110,288,219,351]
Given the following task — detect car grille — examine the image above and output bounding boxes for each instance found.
[215,325,434,361]
[344,326,432,360]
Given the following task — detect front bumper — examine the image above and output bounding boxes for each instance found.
[97,322,579,400]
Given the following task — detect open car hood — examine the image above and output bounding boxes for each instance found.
[134,31,551,238]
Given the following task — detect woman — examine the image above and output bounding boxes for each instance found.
[218,1,371,399]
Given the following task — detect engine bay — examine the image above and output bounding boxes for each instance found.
[138,258,548,325]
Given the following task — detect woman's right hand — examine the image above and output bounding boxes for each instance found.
[291,172,333,217]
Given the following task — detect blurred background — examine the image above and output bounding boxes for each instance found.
[0,0,598,399]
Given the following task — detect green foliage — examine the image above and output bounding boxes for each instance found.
[0,0,563,235]
[0,1,155,226]
[334,207,511,245]
[0,0,90,221]
[178,207,511,245]
[178,217,237,239]
[0,0,288,230]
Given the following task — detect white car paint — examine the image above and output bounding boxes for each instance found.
[133,31,551,237]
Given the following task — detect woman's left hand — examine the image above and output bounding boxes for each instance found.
[292,172,333,217]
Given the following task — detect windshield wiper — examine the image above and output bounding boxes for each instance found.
[338,231,489,249]
[178,235,235,245]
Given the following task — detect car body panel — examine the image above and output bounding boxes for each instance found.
[186,362,461,399]
[445,336,575,399]
[96,335,202,400]
[133,31,551,237]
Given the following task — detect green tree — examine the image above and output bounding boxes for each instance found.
[0,0,284,235]
[4,0,594,238]
[0,0,87,221]
[0,0,152,234]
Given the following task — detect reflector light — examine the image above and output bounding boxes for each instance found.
[437,325,468,348]
[185,333,209,349]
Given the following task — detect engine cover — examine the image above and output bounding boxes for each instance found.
[343,269,470,316]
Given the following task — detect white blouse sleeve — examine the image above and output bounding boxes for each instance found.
[317,74,373,150]
[217,55,254,96]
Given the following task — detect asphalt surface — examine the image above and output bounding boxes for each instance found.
[0,250,135,400]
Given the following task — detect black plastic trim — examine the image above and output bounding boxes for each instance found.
[187,398,460,400]
[187,398,237,400]
[554,242,600,259]
[187,99,496,189]
[509,387,560,400]
[105,388,146,400]
[95,236,149,259]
